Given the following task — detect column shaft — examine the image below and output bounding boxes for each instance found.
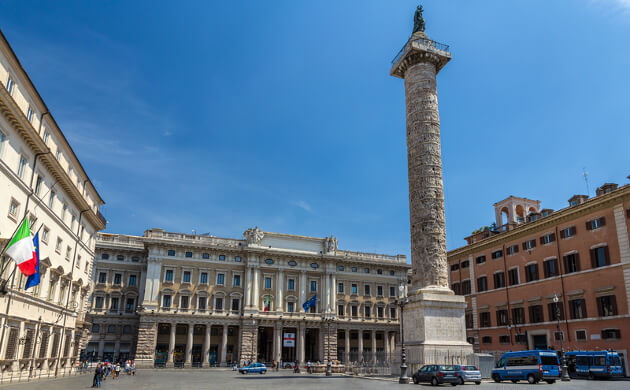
[371,330,377,363]
[168,324,176,364]
[186,324,193,365]
[245,268,252,307]
[358,330,363,362]
[345,329,350,363]
[220,325,228,365]
[276,270,284,312]
[203,325,210,366]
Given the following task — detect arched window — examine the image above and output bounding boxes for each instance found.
[91,324,100,333]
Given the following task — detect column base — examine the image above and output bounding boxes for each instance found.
[134,358,154,369]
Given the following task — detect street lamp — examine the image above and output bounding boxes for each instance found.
[325,317,333,376]
[553,294,570,382]
[397,284,409,384]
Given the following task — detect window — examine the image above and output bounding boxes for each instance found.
[0,131,5,155]
[55,237,62,252]
[548,302,564,321]
[309,304,316,313]
[364,267,369,273]
[364,306,371,318]
[590,246,610,268]
[337,304,344,316]
[27,107,34,122]
[540,233,555,245]
[98,272,107,284]
[202,253,209,259]
[364,284,371,296]
[164,269,173,282]
[479,312,491,327]
[34,175,43,196]
[231,298,240,311]
[377,269,382,275]
[465,312,473,328]
[508,268,519,286]
[17,155,27,179]
[601,329,621,340]
[522,239,536,251]
[128,274,137,287]
[216,273,225,286]
[94,296,104,309]
[287,260,296,266]
[351,267,357,273]
[131,256,139,262]
[180,296,189,309]
[482,336,492,344]
[42,130,49,145]
[65,246,72,260]
[287,302,295,313]
[233,274,240,287]
[235,256,242,262]
[337,265,344,271]
[389,286,396,297]
[524,263,539,282]
[461,280,471,295]
[113,273,122,285]
[42,227,49,243]
[6,75,14,94]
[167,250,175,256]
[543,258,558,278]
[491,249,503,259]
[506,245,519,255]
[338,282,344,293]
[8,198,19,219]
[390,307,396,319]
[219,255,226,261]
[586,217,606,230]
[351,305,358,317]
[563,253,580,273]
[499,335,510,344]
[182,271,191,283]
[450,263,459,271]
[185,251,192,258]
[310,280,317,292]
[575,330,587,341]
[351,283,358,294]
[162,295,171,308]
[477,276,487,292]
[92,324,100,333]
[377,285,383,296]
[476,255,486,264]
[389,270,395,276]
[264,258,273,264]
[377,306,384,318]
[570,298,587,319]
[116,254,124,261]
[515,334,527,344]
[529,305,544,323]
[597,295,618,317]
[55,149,60,160]
[264,277,272,289]
[461,260,469,269]
[287,279,295,290]
[61,204,67,220]
[512,307,525,324]
[560,226,576,239]
[110,297,119,311]
[48,191,55,208]
[215,297,223,311]
[451,282,460,295]
[496,309,508,326]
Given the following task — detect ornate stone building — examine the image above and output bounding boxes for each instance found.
[87,228,410,367]
[0,29,106,381]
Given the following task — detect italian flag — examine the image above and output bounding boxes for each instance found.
[5,218,37,276]
[264,296,271,312]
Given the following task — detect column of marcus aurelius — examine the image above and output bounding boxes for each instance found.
[390,6,473,372]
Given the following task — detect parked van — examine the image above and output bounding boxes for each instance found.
[565,351,624,379]
[492,350,560,384]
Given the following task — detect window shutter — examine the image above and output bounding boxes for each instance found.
[611,295,618,315]
[590,249,597,268]
[550,233,556,242]
[532,240,536,248]
[600,217,606,227]
[582,300,587,318]
[597,297,603,317]
[586,221,592,230]
[514,245,519,253]
[560,229,566,239]
[548,304,554,320]
[571,226,577,235]
[539,236,545,245]
[627,208,630,219]
[604,246,610,265]
[575,253,581,271]
[562,256,568,273]
[522,242,527,250]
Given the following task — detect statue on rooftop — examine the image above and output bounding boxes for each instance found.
[413,5,426,33]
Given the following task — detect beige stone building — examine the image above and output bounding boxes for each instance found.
[0,29,106,380]
[87,228,410,367]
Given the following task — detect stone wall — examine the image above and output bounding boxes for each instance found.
[134,319,156,367]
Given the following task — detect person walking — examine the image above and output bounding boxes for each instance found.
[131,360,136,376]
[115,362,121,379]
[92,364,103,388]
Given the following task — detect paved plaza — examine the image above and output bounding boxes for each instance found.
[0,369,628,390]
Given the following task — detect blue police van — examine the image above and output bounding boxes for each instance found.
[565,351,624,379]
[492,350,560,384]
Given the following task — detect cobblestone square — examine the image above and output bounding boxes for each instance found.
[1,369,629,390]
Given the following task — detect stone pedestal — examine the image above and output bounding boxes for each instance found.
[134,318,157,368]
[239,324,257,363]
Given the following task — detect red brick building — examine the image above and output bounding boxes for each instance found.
[447,182,630,374]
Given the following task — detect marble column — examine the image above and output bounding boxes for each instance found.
[298,323,305,364]
[383,331,389,363]
[358,330,363,362]
[203,325,210,366]
[274,325,282,362]
[220,325,228,365]
[371,330,377,363]
[299,271,306,307]
[114,339,120,361]
[252,269,260,310]
[168,324,176,365]
[185,324,193,366]
[331,274,337,313]
[276,270,284,312]
[245,268,252,307]
[98,340,105,360]
[344,329,350,363]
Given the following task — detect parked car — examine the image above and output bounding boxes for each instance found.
[239,362,267,374]
[452,365,482,385]
[412,364,460,386]
[565,350,624,379]
[492,350,560,384]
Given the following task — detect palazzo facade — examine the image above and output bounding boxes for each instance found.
[87,228,410,367]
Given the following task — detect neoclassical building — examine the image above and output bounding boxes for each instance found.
[86,228,410,367]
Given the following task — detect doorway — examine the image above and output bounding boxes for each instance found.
[257,327,273,363]
[305,328,319,362]
[532,335,548,350]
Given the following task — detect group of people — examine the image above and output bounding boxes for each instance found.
[92,360,136,387]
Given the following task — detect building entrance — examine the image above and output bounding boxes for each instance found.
[281,327,297,363]
[305,328,319,362]
[258,327,274,363]
[532,335,548,350]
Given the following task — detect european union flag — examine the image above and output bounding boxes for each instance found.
[25,233,40,290]
[302,294,317,312]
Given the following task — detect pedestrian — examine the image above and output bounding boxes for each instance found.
[125,360,130,375]
[131,361,136,376]
[306,361,312,374]
[115,362,121,379]
[93,364,103,388]
[293,360,299,373]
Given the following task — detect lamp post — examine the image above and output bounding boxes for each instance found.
[325,317,333,376]
[553,294,570,381]
[397,284,409,384]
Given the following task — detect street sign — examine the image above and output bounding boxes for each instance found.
[283,332,295,347]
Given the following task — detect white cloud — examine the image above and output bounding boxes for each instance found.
[292,200,313,213]
[589,0,630,12]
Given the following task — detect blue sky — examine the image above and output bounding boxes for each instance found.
[1,1,629,258]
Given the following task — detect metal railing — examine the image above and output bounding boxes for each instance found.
[392,37,451,64]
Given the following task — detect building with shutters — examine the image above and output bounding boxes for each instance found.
[86,228,410,368]
[0,29,106,381]
[447,181,630,374]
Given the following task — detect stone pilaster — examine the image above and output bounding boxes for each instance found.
[322,322,337,363]
[239,322,258,363]
[134,318,157,368]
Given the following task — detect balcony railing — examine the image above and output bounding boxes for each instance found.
[392,37,451,65]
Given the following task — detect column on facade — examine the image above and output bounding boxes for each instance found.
[331,274,337,314]
[273,325,280,362]
[371,330,377,363]
[203,325,210,366]
[185,324,193,365]
[252,269,260,310]
[168,323,176,363]
[383,331,389,362]
[323,273,329,314]
[245,268,252,307]
[97,340,105,361]
[220,325,228,365]
[298,323,305,364]
[276,270,284,312]
[299,271,306,308]
[358,329,363,362]
[114,338,121,361]
[344,329,350,363]
[390,332,396,356]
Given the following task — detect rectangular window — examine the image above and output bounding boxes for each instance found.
[310,280,317,292]
[27,106,34,122]
[377,285,383,296]
[180,296,189,309]
[597,295,618,317]
[389,286,396,297]
[337,304,344,316]
[479,312,491,328]
[6,75,15,94]
[461,260,470,269]
[216,273,225,286]
[8,198,19,218]
[586,217,605,230]
[219,255,226,261]
[569,298,587,319]
[42,227,49,244]
[202,253,209,259]
[164,269,173,282]
[113,273,122,285]
[512,307,525,324]
[162,295,171,308]
[17,155,27,179]
[351,305,358,317]
[364,284,371,296]
[548,302,564,321]
[231,298,240,311]
[465,312,473,328]
[264,277,272,289]
[200,272,208,284]
[601,329,621,340]
[506,245,519,255]
[450,263,459,271]
[529,305,544,323]
[98,272,107,284]
[198,297,207,310]
[48,191,55,208]
[338,282,344,293]
[575,330,587,341]
[182,271,191,283]
[590,246,610,268]
[377,306,384,318]
[364,306,371,318]
[499,335,510,344]
[525,263,539,282]
[451,282,460,295]
[167,250,175,256]
[461,280,471,295]
[522,239,536,250]
[477,276,487,292]
[287,302,295,312]
[540,233,555,245]
[390,307,396,319]
[351,283,357,294]
[476,255,486,264]
[496,309,508,326]
[491,249,503,259]
[560,226,576,239]
[34,175,43,196]
[185,251,192,258]
[543,258,558,278]
[563,253,580,273]
[110,297,119,311]
[287,279,295,290]
[215,297,223,311]
[65,246,72,260]
[42,130,49,145]
[233,274,240,287]
[55,237,62,252]
[0,131,5,155]
[128,274,137,287]
[508,268,519,286]
[125,298,134,312]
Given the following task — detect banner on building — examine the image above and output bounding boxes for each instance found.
[283,332,295,347]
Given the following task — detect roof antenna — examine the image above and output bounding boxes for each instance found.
[582,168,590,196]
